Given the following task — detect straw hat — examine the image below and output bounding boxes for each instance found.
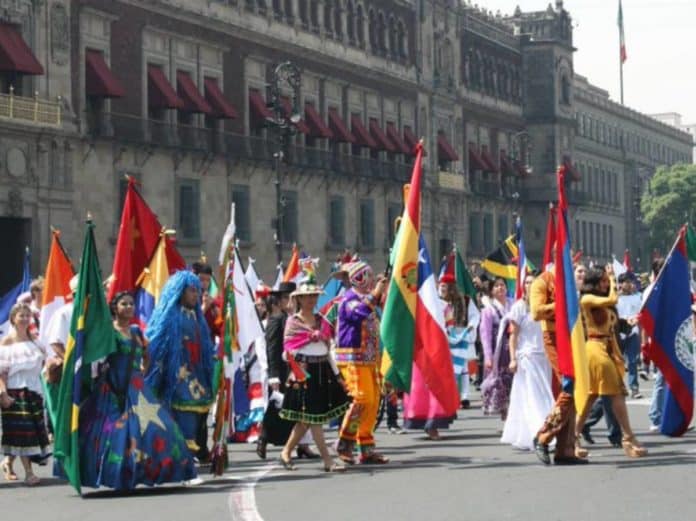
[291,280,323,298]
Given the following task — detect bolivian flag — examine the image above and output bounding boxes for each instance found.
[53,221,116,494]
[380,142,459,413]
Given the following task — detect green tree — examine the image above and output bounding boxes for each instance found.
[641,163,696,256]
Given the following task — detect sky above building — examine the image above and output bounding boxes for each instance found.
[478,0,696,126]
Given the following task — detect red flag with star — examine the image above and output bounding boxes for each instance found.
[108,177,185,301]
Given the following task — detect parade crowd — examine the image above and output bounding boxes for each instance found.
[1,241,693,490]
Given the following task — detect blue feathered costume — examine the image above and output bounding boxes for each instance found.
[145,271,216,452]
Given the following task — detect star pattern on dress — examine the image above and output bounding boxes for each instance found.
[133,392,167,436]
[177,365,191,381]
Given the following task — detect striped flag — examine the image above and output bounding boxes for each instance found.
[618,0,627,64]
[134,233,171,327]
[53,221,117,494]
[39,230,75,352]
[554,165,589,414]
[283,244,300,283]
[380,142,458,413]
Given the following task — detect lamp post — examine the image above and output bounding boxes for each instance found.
[510,130,532,176]
[266,61,302,265]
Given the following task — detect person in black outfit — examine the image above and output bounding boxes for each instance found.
[256,282,320,460]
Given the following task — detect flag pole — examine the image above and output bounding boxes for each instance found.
[618,0,626,105]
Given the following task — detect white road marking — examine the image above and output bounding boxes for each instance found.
[227,462,277,521]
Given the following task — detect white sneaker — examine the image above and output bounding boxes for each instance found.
[649,424,660,432]
[183,476,204,486]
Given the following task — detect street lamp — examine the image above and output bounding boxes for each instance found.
[266,61,302,265]
[510,131,533,176]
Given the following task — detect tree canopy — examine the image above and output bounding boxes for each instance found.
[641,163,696,255]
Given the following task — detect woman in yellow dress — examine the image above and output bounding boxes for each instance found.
[575,266,647,458]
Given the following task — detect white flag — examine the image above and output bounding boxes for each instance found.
[218,202,236,266]
[233,249,265,354]
[245,257,261,293]
[272,264,284,290]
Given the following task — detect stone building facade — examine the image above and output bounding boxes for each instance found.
[0,0,692,293]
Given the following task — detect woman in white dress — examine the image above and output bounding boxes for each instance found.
[500,274,555,451]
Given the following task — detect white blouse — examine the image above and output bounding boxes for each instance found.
[0,340,46,395]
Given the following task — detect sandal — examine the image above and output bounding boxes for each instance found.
[360,452,390,465]
[323,462,347,473]
[24,474,40,486]
[2,460,18,481]
[574,436,589,459]
[279,455,297,471]
[622,436,648,458]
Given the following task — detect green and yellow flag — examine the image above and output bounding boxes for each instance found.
[53,221,116,494]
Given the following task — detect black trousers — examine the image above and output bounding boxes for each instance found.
[584,396,622,443]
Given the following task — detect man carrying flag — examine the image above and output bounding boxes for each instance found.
[530,165,588,466]
[335,261,389,464]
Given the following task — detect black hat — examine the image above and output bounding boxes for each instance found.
[271,282,296,295]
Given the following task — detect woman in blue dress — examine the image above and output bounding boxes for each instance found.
[79,292,197,490]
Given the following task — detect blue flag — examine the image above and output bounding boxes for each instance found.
[0,248,31,336]
[639,227,694,437]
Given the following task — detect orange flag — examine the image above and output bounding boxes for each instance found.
[39,229,75,346]
[283,244,300,283]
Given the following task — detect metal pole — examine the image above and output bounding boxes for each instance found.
[274,149,282,265]
[620,60,624,105]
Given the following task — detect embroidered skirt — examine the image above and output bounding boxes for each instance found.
[1,388,49,457]
[279,358,351,425]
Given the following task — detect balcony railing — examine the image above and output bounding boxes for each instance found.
[0,88,61,127]
[87,111,412,182]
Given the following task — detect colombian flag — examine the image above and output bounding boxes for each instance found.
[134,233,171,327]
[639,227,693,436]
[53,221,117,494]
[380,142,459,413]
[554,165,589,413]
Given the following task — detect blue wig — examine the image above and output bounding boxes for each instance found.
[144,270,215,405]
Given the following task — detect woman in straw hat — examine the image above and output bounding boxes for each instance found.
[278,278,351,472]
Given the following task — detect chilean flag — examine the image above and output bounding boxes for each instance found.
[413,235,459,414]
[639,227,694,437]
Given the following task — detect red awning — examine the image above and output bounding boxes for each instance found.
[304,103,333,138]
[85,49,125,98]
[351,115,378,148]
[328,108,355,143]
[468,144,487,171]
[177,71,212,114]
[481,147,499,174]
[280,97,311,134]
[437,132,459,162]
[369,119,396,152]
[249,90,273,124]
[403,125,425,156]
[386,123,411,155]
[0,23,43,75]
[148,65,184,109]
[204,77,237,119]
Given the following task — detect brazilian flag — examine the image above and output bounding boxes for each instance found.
[53,221,116,494]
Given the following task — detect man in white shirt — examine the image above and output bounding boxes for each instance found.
[617,272,643,398]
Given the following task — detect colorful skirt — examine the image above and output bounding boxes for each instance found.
[1,388,49,457]
[78,371,197,490]
[279,357,351,425]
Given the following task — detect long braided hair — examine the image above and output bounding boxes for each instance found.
[144,270,214,405]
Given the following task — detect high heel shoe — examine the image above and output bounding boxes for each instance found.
[621,436,648,458]
[574,436,589,459]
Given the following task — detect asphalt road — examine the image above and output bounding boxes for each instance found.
[2,394,695,521]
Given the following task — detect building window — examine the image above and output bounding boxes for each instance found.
[582,221,587,253]
[310,1,319,30]
[329,196,345,247]
[324,0,333,36]
[360,198,375,249]
[387,202,401,245]
[299,0,308,26]
[560,73,571,105]
[483,213,494,253]
[588,221,594,255]
[231,185,251,242]
[595,223,601,256]
[469,212,482,252]
[497,214,508,243]
[281,190,298,244]
[356,4,365,46]
[346,1,355,43]
[177,179,201,241]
